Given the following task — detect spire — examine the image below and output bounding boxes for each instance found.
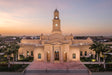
[54,9,59,19]
[52,9,61,34]
[54,9,59,12]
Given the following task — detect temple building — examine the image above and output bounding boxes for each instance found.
[18,9,95,63]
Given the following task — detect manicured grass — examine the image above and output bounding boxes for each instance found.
[0,64,28,72]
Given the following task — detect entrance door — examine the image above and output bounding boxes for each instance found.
[55,51,59,60]
[64,52,67,62]
[47,52,50,62]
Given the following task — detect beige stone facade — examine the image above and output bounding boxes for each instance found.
[18,9,95,63]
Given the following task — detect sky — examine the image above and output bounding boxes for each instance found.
[0,0,112,36]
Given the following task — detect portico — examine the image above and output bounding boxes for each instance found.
[43,44,70,63]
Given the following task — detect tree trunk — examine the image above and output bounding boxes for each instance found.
[16,54,17,61]
[99,53,100,62]
[8,57,10,68]
[15,52,18,61]
[103,55,106,69]
[97,53,99,61]
[13,56,14,65]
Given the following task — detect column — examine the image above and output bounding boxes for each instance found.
[44,51,47,62]
[67,46,70,62]
[67,51,69,62]
[50,45,54,63]
[60,46,63,63]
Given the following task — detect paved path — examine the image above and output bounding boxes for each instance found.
[24,61,91,75]
[10,62,106,64]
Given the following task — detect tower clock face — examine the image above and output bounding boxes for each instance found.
[55,16,58,19]
[55,24,58,27]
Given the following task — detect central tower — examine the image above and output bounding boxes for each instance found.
[52,9,61,34]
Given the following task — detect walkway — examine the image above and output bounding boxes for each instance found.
[10,62,105,65]
[24,61,91,75]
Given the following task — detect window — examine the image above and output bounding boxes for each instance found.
[27,51,29,56]
[38,53,41,59]
[73,53,76,59]
[80,51,82,56]
[31,51,33,56]
[85,51,87,56]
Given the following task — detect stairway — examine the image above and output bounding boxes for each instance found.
[24,61,91,75]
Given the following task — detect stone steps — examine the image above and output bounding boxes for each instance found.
[24,73,89,75]
[25,69,89,73]
[24,61,91,75]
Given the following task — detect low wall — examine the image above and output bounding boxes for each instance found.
[0,72,23,75]
[0,72,112,75]
[92,72,112,75]
[82,62,104,64]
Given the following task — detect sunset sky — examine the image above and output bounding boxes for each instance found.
[0,0,112,36]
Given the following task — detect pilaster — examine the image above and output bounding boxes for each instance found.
[50,45,54,63]
[45,52,47,62]
[60,46,63,63]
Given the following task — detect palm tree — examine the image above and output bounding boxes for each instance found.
[12,51,15,65]
[13,44,20,61]
[7,50,12,68]
[90,41,109,62]
[89,41,101,62]
[10,43,20,62]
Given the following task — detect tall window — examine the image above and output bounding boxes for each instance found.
[85,51,87,56]
[80,51,82,56]
[31,51,33,56]
[27,51,29,56]
[73,53,76,59]
[38,53,41,59]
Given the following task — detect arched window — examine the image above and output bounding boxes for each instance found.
[31,51,33,56]
[80,51,83,56]
[38,53,41,59]
[73,53,76,59]
[85,51,87,56]
[27,51,29,56]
